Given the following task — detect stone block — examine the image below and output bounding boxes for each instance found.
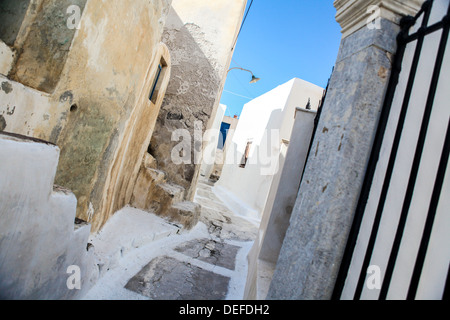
[150,182,185,213]
[131,167,167,211]
[142,152,158,170]
[166,201,201,230]
[125,256,230,300]
[0,132,94,299]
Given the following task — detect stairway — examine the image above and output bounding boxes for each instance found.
[131,153,200,230]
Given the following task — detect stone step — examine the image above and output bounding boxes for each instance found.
[0,133,94,299]
[131,167,167,210]
[165,201,201,230]
[149,182,185,214]
[147,168,167,184]
[199,179,215,187]
[157,183,185,202]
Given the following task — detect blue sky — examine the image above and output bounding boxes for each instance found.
[220,0,342,118]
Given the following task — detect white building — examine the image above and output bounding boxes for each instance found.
[214,78,324,221]
[199,104,227,180]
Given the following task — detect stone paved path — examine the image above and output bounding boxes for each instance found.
[83,178,258,300]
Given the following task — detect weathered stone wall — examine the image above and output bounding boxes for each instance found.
[150,0,247,201]
[0,0,173,232]
[53,0,173,233]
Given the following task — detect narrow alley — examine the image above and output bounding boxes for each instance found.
[1,0,447,303]
[83,179,258,300]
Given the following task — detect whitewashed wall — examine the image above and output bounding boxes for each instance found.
[244,107,319,299]
[214,78,323,221]
[0,133,95,299]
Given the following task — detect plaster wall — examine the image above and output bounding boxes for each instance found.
[199,103,227,179]
[221,116,240,154]
[211,115,240,179]
[244,108,317,299]
[0,0,173,232]
[215,78,323,221]
[0,40,14,76]
[150,0,247,202]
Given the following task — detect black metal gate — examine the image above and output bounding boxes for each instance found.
[333,0,450,300]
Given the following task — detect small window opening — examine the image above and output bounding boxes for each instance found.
[149,57,167,104]
[240,141,252,168]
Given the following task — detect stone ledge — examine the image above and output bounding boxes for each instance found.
[334,0,424,38]
[335,18,400,64]
[0,131,56,146]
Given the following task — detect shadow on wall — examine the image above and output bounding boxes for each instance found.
[0,0,31,46]
[149,8,225,202]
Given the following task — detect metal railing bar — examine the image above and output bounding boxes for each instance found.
[406,119,450,300]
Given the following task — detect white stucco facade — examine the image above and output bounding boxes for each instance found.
[214,78,324,221]
[244,107,318,299]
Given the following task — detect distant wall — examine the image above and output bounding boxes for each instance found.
[244,108,317,299]
[199,104,227,179]
[211,115,239,179]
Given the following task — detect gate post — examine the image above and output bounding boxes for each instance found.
[267,0,423,300]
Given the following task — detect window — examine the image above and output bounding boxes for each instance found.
[240,141,252,168]
[218,122,231,149]
[149,57,167,104]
